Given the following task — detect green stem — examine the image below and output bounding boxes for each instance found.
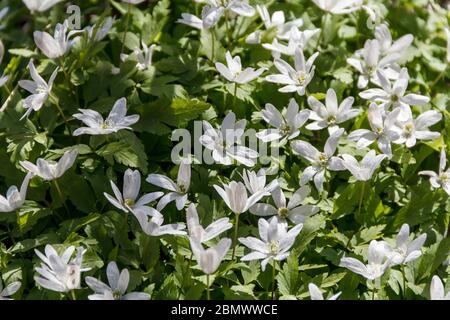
[357,181,366,220]
[206,274,211,300]
[401,264,407,299]
[231,213,240,260]
[224,11,231,48]
[372,285,375,300]
[315,13,328,51]
[271,260,277,300]
[69,289,77,301]
[121,3,131,56]
[211,29,215,62]
[53,180,70,217]
[233,83,238,109]
[430,69,446,89]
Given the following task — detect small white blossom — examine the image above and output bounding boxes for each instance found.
[374,24,413,58]
[121,42,156,71]
[430,275,450,300]
[256,98,310,143]
[34,245,90,293]
[306,89,359,134]
[121,0,145,4]
[213,181,266,215]
[0,281,21,300]
[250,186,319,225]
[266,48,319,96]
[341,150,387,181]
[146,160,191,211]
[103,169,163,216]
[0,39,8,87]
[72,97,139,136]
[187,203,232,243]
[419,148,450,196]
[215,51,266,84]
[190,238,231,275]
[239,216,303,271]
[0,172,33,213]
[241,168,278,196]
[18,60,59,120]
[312,0,363,14]
[86,17,113,42]
[262,27,320,57]
[291,128,345,192]
[85,262,150,300]
[177,6,223,30]
[34,20,78,59]
[134,207,187,237]
[20,150,78,181]
[308,283,341,300]
[23,0,63,13]
[445,28,450,64]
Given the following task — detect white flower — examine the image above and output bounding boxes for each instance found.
[34,245,90,293]
[20,150,78,181]
[348,103,400,156]
[121,0,145,4]
[187,204,232,243]
[215,51,266,84]
[86,17,113,42]
[190,238,231,274]
[256,99,310,144]
[374,24,413,57]
[23,0,63,13]
[391,107,442,148]
[246,5,304,44]
[34,20,78,59]
[419,148,450,196]
[0,39,8,87]
[134,207,187,237]
[0,172,33,213]
[306,89,359,134]
[18,60,59,120]
[199,112,259,167]
[0,281,21,300]
[359,69,430,115]
[341,150,387,181]
[206,0,255,18]
[250,186,319,225]
[213,181,266,215]
[347,39,400,89]
[266,48,319,96]
[0,7,9,21]
[312,0,363,14]
[445,28,450,64]
[85,262,150,300]
[430,275,450,300]
[121,42,156,71]
[381,224,427,266]
[177,6,223,30]
[308,283,341,300]
[72,98,140,136]
[146,160,191,211]
[241,168,278,196]
[291,128,345,192]
[262,28,320,57]
[103,169,163,216]
[340,240,391,280]
[239,216,303,271]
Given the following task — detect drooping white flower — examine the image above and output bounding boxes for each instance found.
[20,150,78,181]
[250,186,319,225]
[246,5,304,44]
[348,103,400,156]
[340,240,391,280]
[134,207,187,236]
[34,20,78,59]
[121,42,156,71]
[239,216,303,271]
[85,261,150,300]
[266,48,319,96]
[374,24,413,58]
[419,148,450,196]
[291,128,345,192]
[190,238,231,274]
[177,6,224,30]
[381,224,427,266]
[308,283,341,300]
[347,39,400,89]
[199,112,259,167]
[146,160,191,211]
[341,150,387,181]
[72,98,140,136]
[306,89,359,134]
[215,51,266,84]
[256,98,310,143]
[262,28,320,57]
[86,17,113,42]
[34,245,90,293]
[213,181,266,215]
[18,60,59,120]
[186,204,232,243]
[312,0,363,14]
[103,169,163,216]
[0,281,21,300]
[430,275,450,300]
[0,172,33,213]
[391,107,442,148]
[241,168,278,196]
[359,69,430,115]
[23,0,64,13]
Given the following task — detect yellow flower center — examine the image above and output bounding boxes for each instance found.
[269,240,280,255]
[278,207,289,218]
[124,198,135,207]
